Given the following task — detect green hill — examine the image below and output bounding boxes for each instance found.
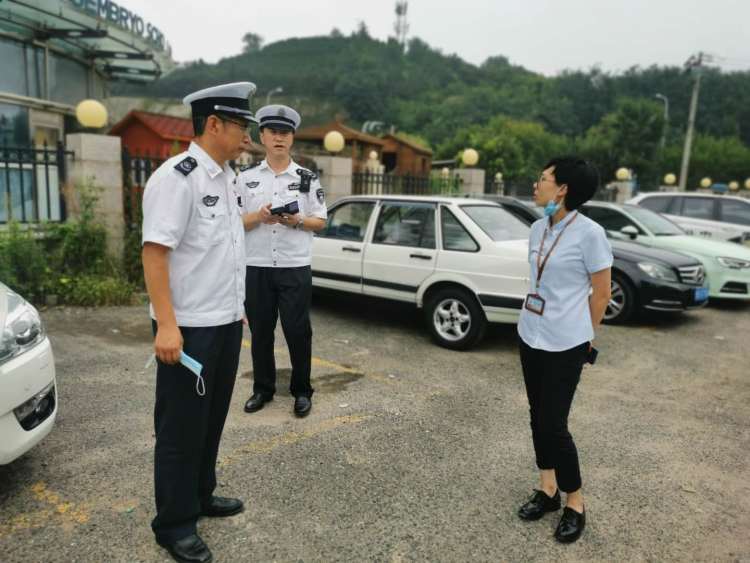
[116,32,750,188]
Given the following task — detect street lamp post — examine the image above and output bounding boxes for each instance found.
[654,93,669,150]
[266,86,283,105]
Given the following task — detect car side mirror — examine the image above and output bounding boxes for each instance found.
[621,226,639,240]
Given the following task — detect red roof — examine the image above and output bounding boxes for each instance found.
[110,110,194,142]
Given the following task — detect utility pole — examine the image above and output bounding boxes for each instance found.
[394,1,409,50]
[678,52,711,191]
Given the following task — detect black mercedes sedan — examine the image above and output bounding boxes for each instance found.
[488,195,709,323]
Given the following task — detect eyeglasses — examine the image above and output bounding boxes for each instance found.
[219,117,253,135]
[535,173,559,186]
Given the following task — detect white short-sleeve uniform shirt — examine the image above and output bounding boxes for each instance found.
[239,159,327,268]
[517,212,613,352]
[142,142,246,327]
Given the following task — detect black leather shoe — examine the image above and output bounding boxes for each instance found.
[517,489,561,521]
[201,496,244,517]
[158,534,212,563]
[554,506,586,543]
[244,393,272,413]
[294,396,312,417]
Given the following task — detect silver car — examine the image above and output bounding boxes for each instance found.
[628,192,750,245]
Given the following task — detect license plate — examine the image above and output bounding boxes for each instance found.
[694,287,709,302]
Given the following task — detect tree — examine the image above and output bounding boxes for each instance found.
[242,32,263,54]
[578,98,663,187]
[354,21,370,38]
[438,116,570,186]
[660,135,750,189]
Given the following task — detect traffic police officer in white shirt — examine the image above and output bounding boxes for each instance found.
[239,104,327,417]
[142,82,256,563]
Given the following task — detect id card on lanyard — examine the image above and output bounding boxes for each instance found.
[524,212,578,316]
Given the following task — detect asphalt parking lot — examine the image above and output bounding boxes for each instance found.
[1,293,749,562]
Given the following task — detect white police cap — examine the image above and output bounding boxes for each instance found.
[183,81,257,123]
[256,104,301,132]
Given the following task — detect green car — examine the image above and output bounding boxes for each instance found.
[581,202,750,301]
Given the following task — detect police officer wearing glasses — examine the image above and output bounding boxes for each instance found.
[516,157,612,544]
[142,82,256,563]
[239,105,327,417]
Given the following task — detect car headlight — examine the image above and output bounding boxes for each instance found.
[717,257,750,270]
[637,262,679,282]
[0,290,46,365]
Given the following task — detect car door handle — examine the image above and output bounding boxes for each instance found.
[409,253,432,260]
[342,246,361,253]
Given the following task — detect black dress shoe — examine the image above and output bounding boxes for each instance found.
[517,489,561,521]
[244,393,272,413]
[201,496,244,517]
[158,534,212,563]
[554,506,586,543]
[293,396,312,417]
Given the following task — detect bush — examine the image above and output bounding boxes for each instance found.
[0,180,137,306]
[55,275,135,306]
[0,223,48,300]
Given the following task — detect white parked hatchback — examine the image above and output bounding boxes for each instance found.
[0,282,57,465]
[312,195,531,349]
[627,192,750,244]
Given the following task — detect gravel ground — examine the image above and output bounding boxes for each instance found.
[1,293,748,562]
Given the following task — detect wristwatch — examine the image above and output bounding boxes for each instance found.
[294,217,305,230]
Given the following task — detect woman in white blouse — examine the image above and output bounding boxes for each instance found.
[516,157,613,544]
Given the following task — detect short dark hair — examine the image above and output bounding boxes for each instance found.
[544,156,599,211]
[192,115,207,136]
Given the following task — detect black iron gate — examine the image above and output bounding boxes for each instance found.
[1,142,73,223]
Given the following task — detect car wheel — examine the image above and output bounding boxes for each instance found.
[425,287,487,350]
[604,273,636,324]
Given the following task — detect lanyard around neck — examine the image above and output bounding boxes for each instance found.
[535,212,578,290]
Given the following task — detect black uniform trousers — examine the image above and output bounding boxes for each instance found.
[519,339,587,493]
[151,320,242,544]
[245,265,314,399]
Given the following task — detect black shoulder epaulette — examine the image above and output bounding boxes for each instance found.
[239,161,261,172]
[296,168,317,193]
[174,156,198,177]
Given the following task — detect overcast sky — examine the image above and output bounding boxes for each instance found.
[121,0,750,75]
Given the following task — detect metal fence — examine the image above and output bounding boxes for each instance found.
[0,142,73,223]
[353,172,462,196]
[121,148,165,231]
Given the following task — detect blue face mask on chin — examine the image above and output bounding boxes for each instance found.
[542,186,565,217]
[543,200,561,217]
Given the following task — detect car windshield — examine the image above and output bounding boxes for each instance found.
[460,205,530,241]
[625,205,684,236]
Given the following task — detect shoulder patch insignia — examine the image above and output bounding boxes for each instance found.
[316,188,325,204]
[174,156,197,176]
[239,161,261,172]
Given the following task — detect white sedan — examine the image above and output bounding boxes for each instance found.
[0,283,57,465]
[312,195,531,350]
